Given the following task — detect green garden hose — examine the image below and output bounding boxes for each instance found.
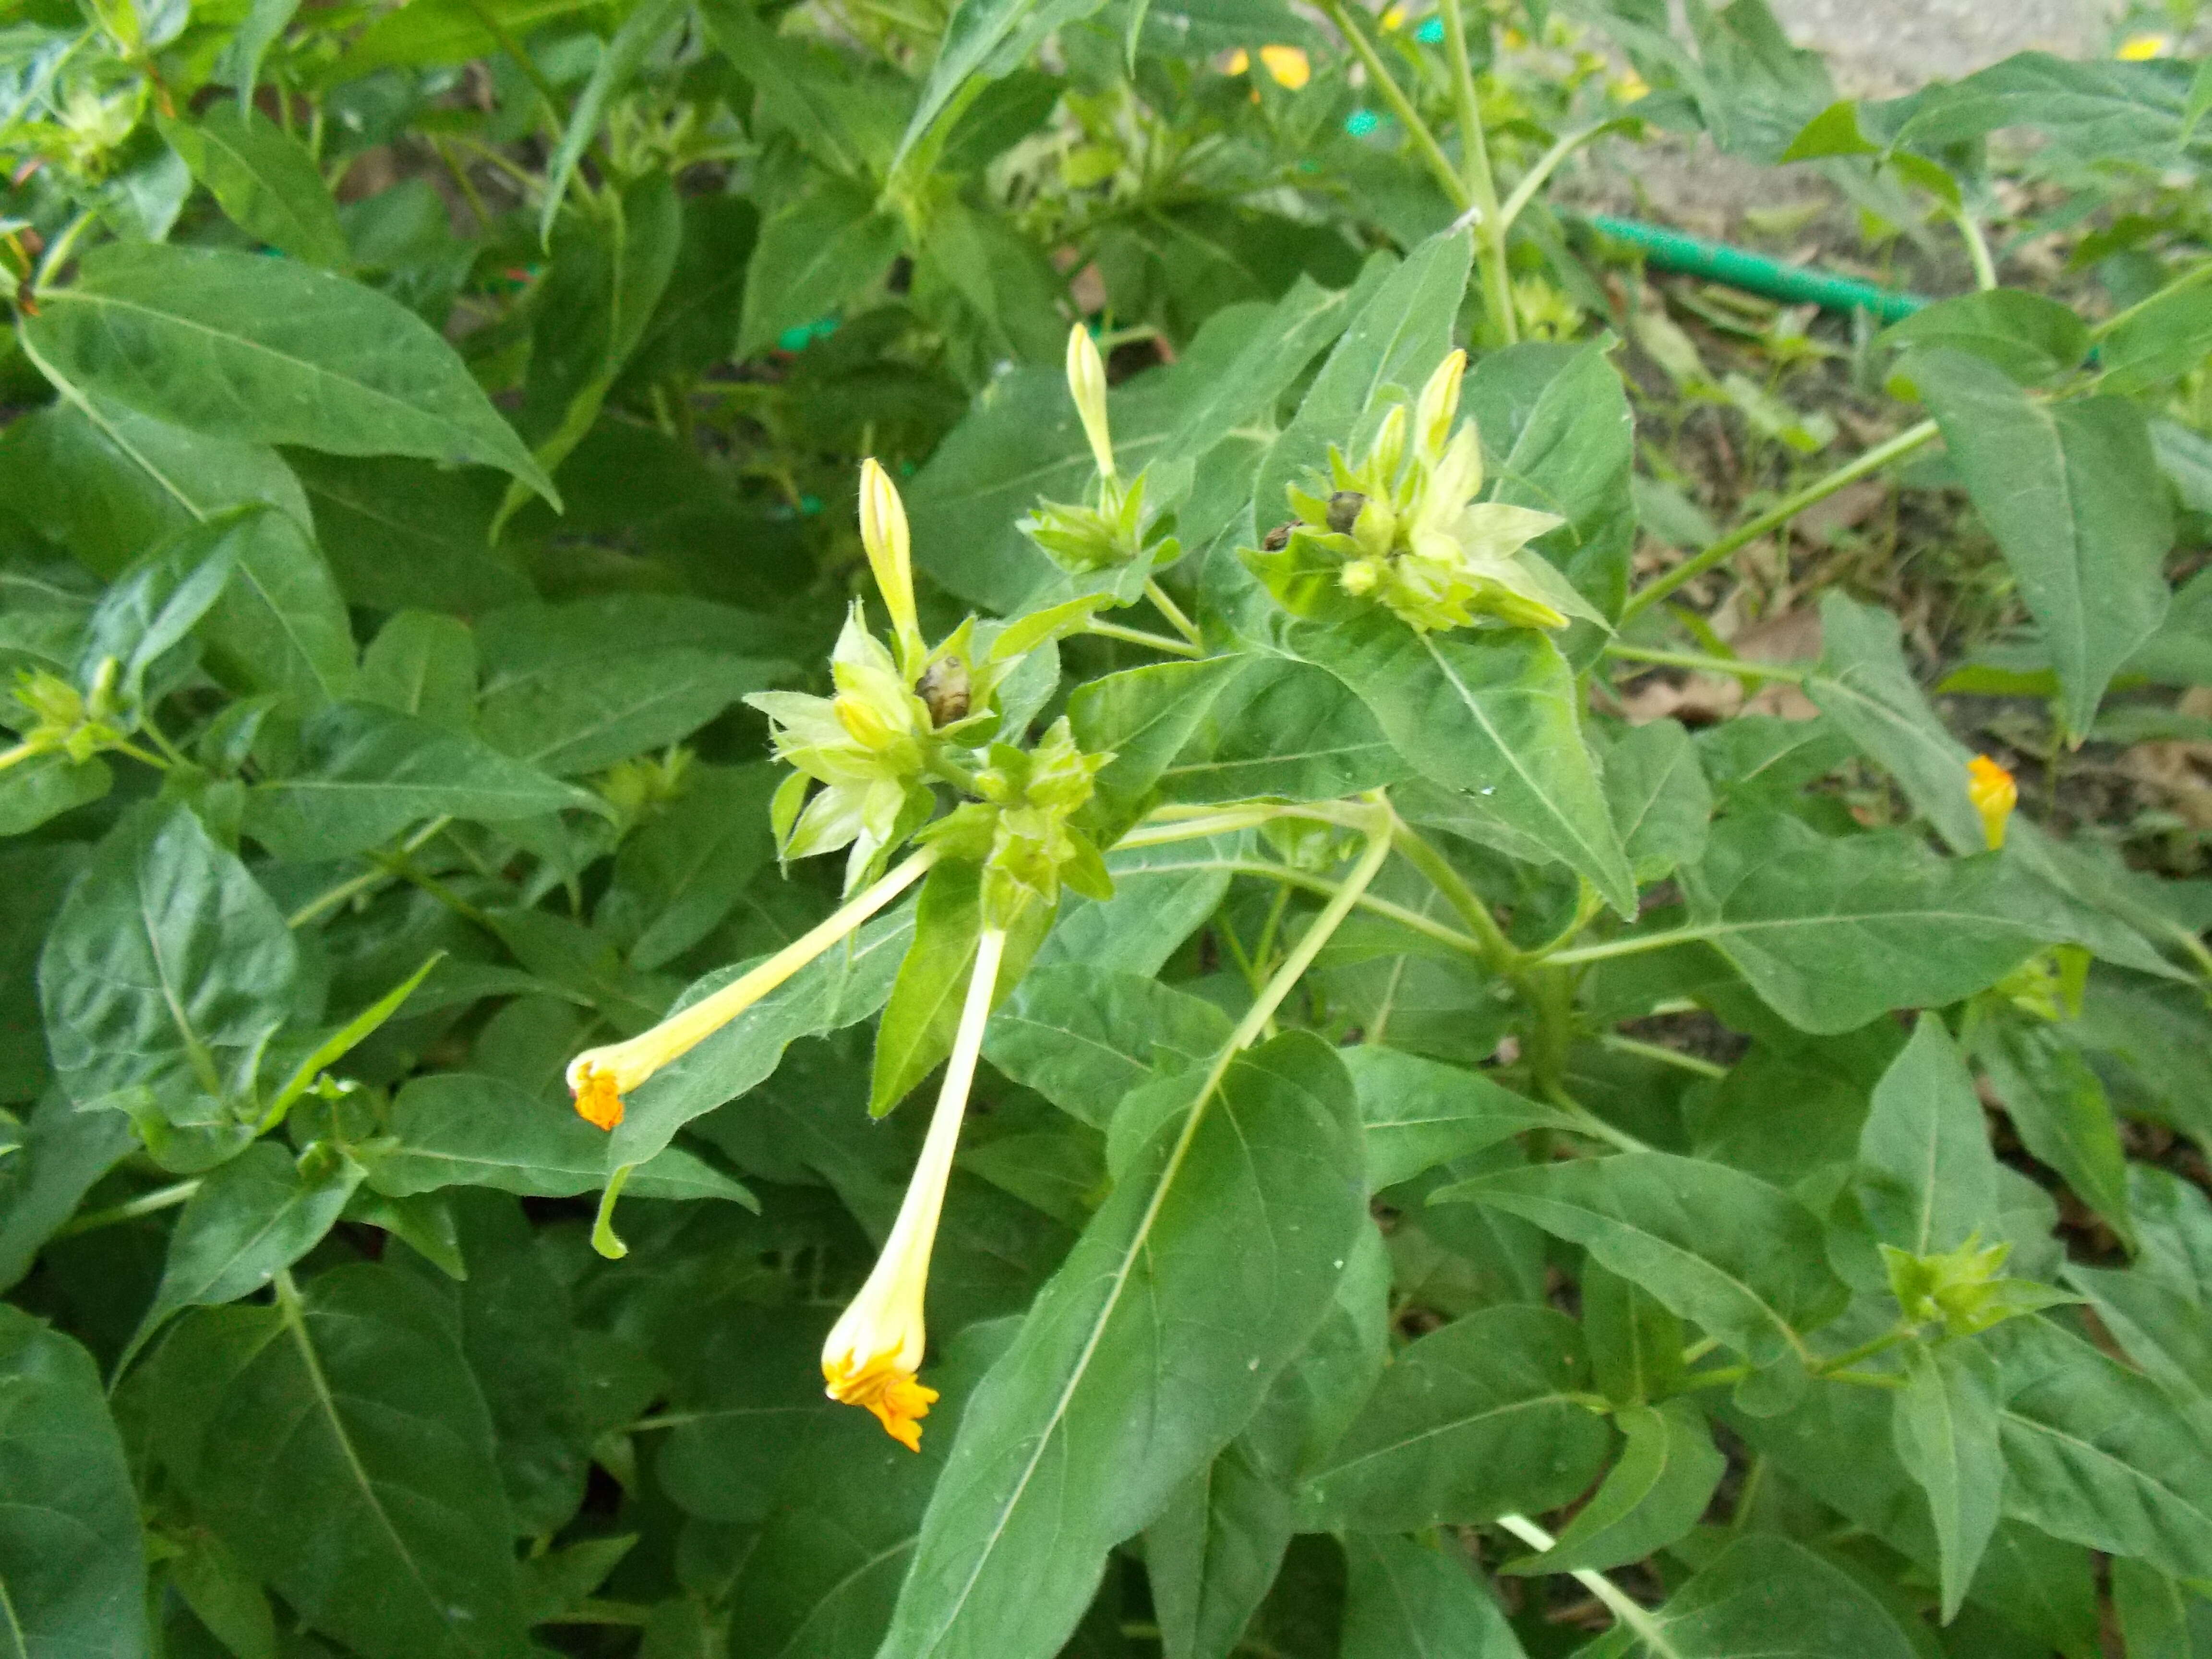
[1579,212,1930,322]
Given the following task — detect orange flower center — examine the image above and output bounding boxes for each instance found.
[824,1352,938,1451]
[572,1066,625,1131]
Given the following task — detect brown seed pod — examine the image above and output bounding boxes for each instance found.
[1326,491,1367,534]
[915,657,971,728]
[1262,522,1294,551]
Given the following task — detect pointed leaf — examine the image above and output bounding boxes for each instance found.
[1505,1399,1725,1575]
[1855,1015,1999,1256]
[1340,1535,1525,1659]
[1644,1535,1919,1659]
[1892,1338,2003,1621]
[159,104,349,267]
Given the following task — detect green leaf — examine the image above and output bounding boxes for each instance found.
[1854,1015,1999,1255]
[124,1140,363,1369]
[286,452,528,614]
[1030,831,1246,979]
[1583,1260,1686,1407]
[737,178,905,358]
[1892,1338,2003,1622]
[359,611,478,731]
[0,1089,137,1293]
[1912,347,2172,738]
[0,396,306,580]
[877,1032,1366,1659]
[2063,1262,2212,1439]
[984,963,1232,1130]
[1339,1045,1578,1192]
[1157,658,1411,807]
[1882,52,2193,164]
[368,1072,754,1205]
[1641,1535,1919,1659]
[1339,1535,1524,1659]
[1680,813,2057,1034]
[1504,1398,1724,1575]
[0,753,111,837]
[39,803,299,1132]
[1463,340,1639,615]
[601,763,779,971]
[2102,284,2212,393]
[2111,1558,2212,1659]
[1601,718,1712,884]
[1974,1017,2132,1247]
[1145,1434,1298,1659]
[1254,230,1471,534]
[1807,592,1986,855]
[193,506,358,714]
[1435,1152,1847,1366]
[158,104,349,268]
[1289,613,1635,915]
[1884,291,2090,385]
[1296,1304,1611,1531]
[330,0,599,75]
[895,0,1110,169]
[870,861,1049,1116]
[475,596,790,775]
[0,1306,147,1659]
[1068,657,1244,832]
[150,1263,532,1659]
[23,243,555,505]
[1986,1313,2212,1581]
[539,0,688,243]
[435,1192,592,1536]
[245,701,597,861]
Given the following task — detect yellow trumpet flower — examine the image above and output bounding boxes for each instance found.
[1065,324,1116,484]
[566,846,937,1129]
[1967,755,2017,851]
[821,925,1007,1449]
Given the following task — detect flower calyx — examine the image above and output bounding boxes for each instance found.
[1248,350,1585,635]
[919,716,1114,929]
[1880,1234,2075,1340]
[1020,325,1182,583]
[1,659,132,773]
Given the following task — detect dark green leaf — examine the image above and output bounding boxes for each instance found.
[1975,1018,2132,1247]
[1913,348,2172,738]
[1642,1535,1918,1659]
[1297,1304,1611,1531]
[737,179,904,358]
[984,963,1231,1130]
[1146,1434,1297,1659]
[878,1033,1366,1659]
[1893,1338,2003,1621]
[1290,613,1635,915]
[39,804,299,1131]
[159,104,349,267]
[1339,1045,1578,1191]
[1885,291,2090,385]
[1157,657,1411,807]
[150,1263,532,1659]
[2102,284,2212,393]
[539,0,687,242]
[602,763,779,970]
[1505,1397,1723,1575]
[0,1306,146,1659]
[1435,1152,1847,1365]
[24,244,555,504]
[358,611,478,731]
[1339,1535,1523,1659]
[1987,1313,2212,1581]
[1601,718,1712,883]
[1854,1015,1999,1255]
[245,701,596,861]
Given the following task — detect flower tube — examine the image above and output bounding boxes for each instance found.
[565,845,936,1129]
[819,925,1007,1448]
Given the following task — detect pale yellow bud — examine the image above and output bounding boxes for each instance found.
[858,458,923,673]
[1414,349,1467,465]
[1066,324,1116,482]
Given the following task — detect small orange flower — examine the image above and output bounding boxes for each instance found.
[823,1352,941,1451]
[1967,755,2017,851]
[572,1064,624,1130]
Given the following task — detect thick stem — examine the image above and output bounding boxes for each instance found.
[1435,0,1515,344]
[1318,0,1470,214]
[1387,814,1517,972]
[1621,419,1939,622]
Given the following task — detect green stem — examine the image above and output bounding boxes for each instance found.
[456,0,562,121]
[2092,255,2212,340]
[1496,1514,1677,1654]
[1082,617,1200,658]
[1541,1082,1652,1154]
[1317,0,1470,214]
[54,1178,201,1238]
[1539,926,1717,969]
[1499,120,1626,232]
[1947,204,1998,292]
[1435,0,1514,343]
[1143,577,1203,647]
[287,817,456,929]
[365,850,493,929]
[1386,814,1517,971]
[1225,860,1487,960]
[1621,419,1940,622]
[1598,1032,1728,1080]
[1605,643,1810,685]
[1813,1325,1911,1375]
[591,1163,635,1260]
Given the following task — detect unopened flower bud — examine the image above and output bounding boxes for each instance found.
[1967,755,2017,850]
[858,458,923,673]
[1066,324,1116,482]
[1414,349,1467,464]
